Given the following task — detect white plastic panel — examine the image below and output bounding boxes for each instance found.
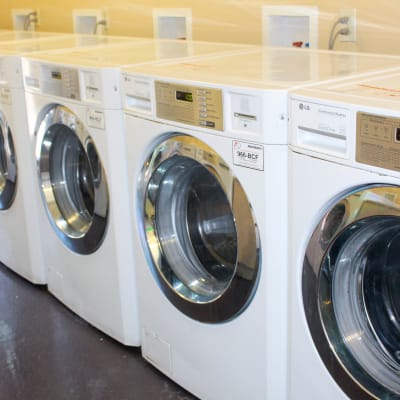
[122,74,153,114]
[291,98,350,158]
[142,328,172,376]
[72,9,107,35]
[153,8,192,40]
[12,8,38,31]
[262,5,318,48]
[229,92,262,134]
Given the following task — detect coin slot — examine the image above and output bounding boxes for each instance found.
[234,112,257,121]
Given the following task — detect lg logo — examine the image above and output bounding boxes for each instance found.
[299,103,311,111]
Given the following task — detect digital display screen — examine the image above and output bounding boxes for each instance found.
[396,127,400,142]
[176,90,193,102]
[51,71,62,80]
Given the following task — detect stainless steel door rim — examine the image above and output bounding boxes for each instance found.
[139,133,261,323]
[35,104,109,254]
[303,185,400,399]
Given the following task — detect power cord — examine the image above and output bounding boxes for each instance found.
[328,16,349,50]
[93,20,107,35]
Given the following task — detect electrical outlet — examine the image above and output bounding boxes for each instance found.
[339,8,356,42]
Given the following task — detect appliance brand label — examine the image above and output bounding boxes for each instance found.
[232,140,264,170]
[295,99,348,136]
[87,108,105,130]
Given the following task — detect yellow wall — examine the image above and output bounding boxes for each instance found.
[1,0,400,55]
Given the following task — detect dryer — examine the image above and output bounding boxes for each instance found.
[21,39,254,345]
[119,47,400,400]
[288,71,400,399]
[0,35,132,284]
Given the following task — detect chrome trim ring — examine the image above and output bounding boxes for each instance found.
[35,104,109,254]
[303,185,400,399]
[0,111,17,210]
[139,133,261,323]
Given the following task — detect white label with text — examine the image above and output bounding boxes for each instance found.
[87,108,105,129]
[232,140,264,170]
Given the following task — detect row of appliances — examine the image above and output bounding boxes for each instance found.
[0,31,400,399]
[121,51,400,400]
[0,33,252,346]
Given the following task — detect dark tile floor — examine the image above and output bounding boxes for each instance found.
[0,263,197,400]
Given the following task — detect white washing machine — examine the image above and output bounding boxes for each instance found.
[288,71,400,399]
[119,47,400,400]
[20,40,254,345]
[0,35,133,284]
[121,68,287,400]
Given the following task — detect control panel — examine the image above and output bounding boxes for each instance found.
[40,64,80,100]
[357,112,400,172]
[155,81,223,131]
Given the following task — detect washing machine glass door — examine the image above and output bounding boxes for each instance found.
[303,185,400,399]
[140,134,260,323]
[36,104,109,254]
[0,111,17,210]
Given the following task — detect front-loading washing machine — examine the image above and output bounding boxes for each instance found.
[0,34,134,284]
[288,71,400,399]
[119,47,400,399]
[20,39,255,345]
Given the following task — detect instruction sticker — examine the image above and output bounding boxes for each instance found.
[232,140,264,171]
